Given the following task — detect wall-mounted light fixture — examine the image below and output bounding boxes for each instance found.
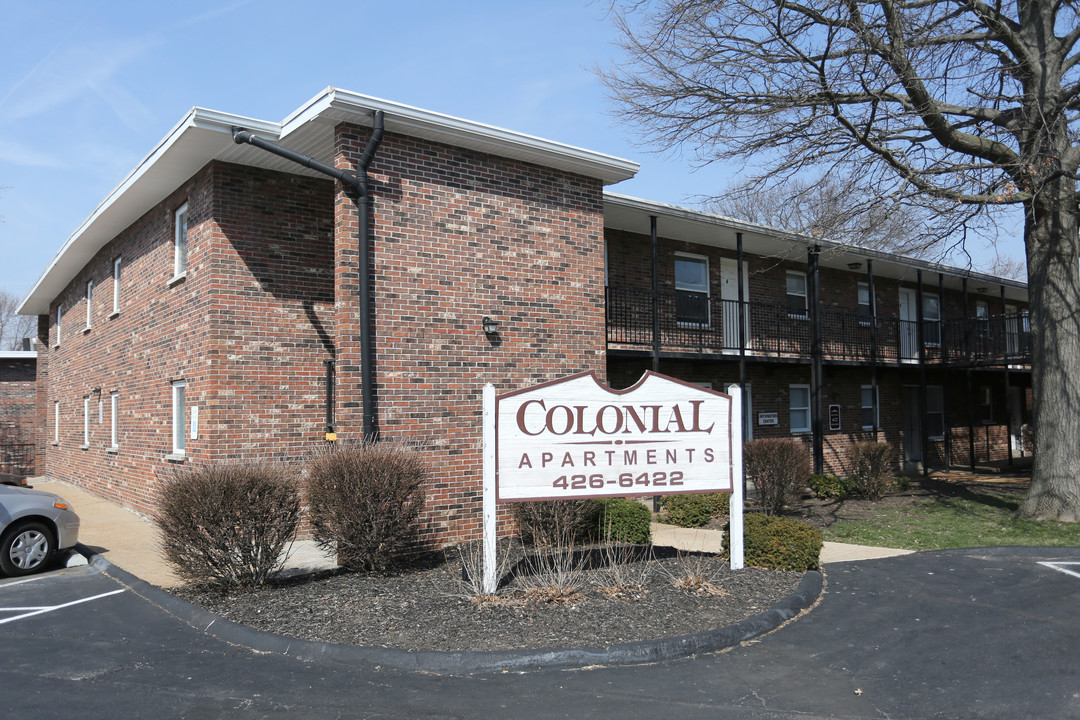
[482,316,500,335]
[847,262,863,270]
[92,387,102,398]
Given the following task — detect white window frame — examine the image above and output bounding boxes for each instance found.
[173,203,189,279]
[110,392,119,450]
[674,252,711,327]
[861,385,879,430]
[55,304,62,347]
[789,384,811,433]
[927,386,945,440]
[172,380,186,455]
[85,280,93,330]
[786,271,808,319]
[112,257,122,315]
[922,292,942,346]
[82,395,90,447]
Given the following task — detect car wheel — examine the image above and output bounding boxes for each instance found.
[0,522,56,576]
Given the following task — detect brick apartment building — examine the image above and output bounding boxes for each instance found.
[16,88,1030,545]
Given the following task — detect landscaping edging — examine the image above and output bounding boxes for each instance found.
[87,551,823,675]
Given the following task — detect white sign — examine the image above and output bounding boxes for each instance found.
[758,412,779,426]
[495,371,733,502]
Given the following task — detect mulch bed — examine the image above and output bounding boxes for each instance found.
[172,547,804,653]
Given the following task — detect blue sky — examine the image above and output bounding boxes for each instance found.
[0,0,1024,303]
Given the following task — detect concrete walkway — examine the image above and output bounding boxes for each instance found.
[27,477,909,588]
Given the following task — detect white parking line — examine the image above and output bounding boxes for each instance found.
[0,589,126,626]
[1038,561,1080,580]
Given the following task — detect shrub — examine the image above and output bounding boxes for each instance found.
[659,493,730,527]
[511,499,600,547]
[743,438,812,515]
[155,463,301,589]
[305,441,427,572]
[723,513,822,571]
[808,473,855,500]
[591,498,652,544]
[846,441,897,500]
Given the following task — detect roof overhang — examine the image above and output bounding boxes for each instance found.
[18,87,639,315]
[604,193,1029,303]
[0,351,37,360]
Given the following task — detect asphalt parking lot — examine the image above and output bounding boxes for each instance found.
[2,546,1079,719]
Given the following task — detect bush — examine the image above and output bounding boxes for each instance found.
[808,473,855,500]
[511,499,600,547]
[846,441,897,500]
[156,463,301,589]
[305,441,427,571]
[744,438,812,515]
[591,498,652,544]
[723,513,822,571]
[659,493,730,527]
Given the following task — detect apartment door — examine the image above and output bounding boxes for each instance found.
[720,258,750,352]
[902,386,922,471]
[1009,386,1024,454]
[898,288,918,361]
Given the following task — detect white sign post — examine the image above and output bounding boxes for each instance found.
[481,372,744,592]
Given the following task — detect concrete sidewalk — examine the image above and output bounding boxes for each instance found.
[28,477,910,587]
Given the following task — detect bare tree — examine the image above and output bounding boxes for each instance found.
[707,172,943,257]
[0,289,35,351]
[604,0,1080,521]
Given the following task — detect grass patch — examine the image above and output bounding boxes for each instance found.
[822,488,1080,550]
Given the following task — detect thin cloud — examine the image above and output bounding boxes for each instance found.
[0,137,63,168]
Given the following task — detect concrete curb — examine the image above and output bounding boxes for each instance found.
[84,549,822,674]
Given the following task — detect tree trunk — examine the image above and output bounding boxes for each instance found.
[1019,179,1080,521]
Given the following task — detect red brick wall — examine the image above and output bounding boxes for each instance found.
[0,356,36,476]
[40,164,335,515]
[333,123,608,546]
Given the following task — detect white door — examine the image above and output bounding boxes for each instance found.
[720,258,749,352]
[1009,387,1024,454]
[898,288,918,361]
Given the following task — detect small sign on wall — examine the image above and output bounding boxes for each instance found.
[829,404,841,431]
[758,412,778,426]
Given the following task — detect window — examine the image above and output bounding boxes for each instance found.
[857,283,875,325]
[979,386,994,425]
[83,396,90,447]
[55,304,62,347]
[786,271,807,318]
[53,401,60,444]
[926,386,944,439]
[110,392,119,450]
[112,257,122,315]
[790,384,811,433]
[85,280,93,330]
[675,253,710,325]
[174,203,189,278]
[922,293,941,345]
[861,385,879,429]
[172,380,186,455]
[976,300,989,337]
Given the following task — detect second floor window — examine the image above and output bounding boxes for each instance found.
[113,257,122,315]
[675,254,710,325]
[85,280,93,330]
[923,293,941,345]
[787,271,807,318]
[857,283,875,325]
[976,301,989,337]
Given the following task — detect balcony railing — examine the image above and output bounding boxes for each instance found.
[606,286,1031,366]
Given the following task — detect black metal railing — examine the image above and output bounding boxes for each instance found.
[605,286,1031,366]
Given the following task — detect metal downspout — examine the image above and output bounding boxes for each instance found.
[233,111,385,440]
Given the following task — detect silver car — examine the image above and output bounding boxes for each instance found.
[0,484,81,576]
